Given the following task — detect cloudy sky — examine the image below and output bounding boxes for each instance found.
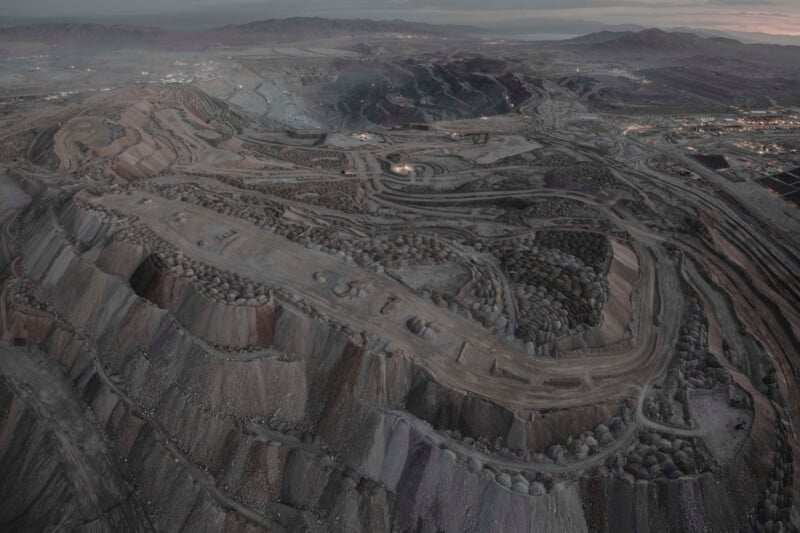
[2,0,799,36]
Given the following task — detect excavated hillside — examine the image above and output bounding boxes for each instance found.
[1,26,800,532]
[0,168,793,531]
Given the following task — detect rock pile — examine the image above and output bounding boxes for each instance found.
[535,230,611,273]
[544,161,633,193]
[486,232,610,347]
[646,294,729,427]
[333,279,373,299]
[609,430,714,483]
[174,85,247,134]
[142,183,461,276]
[245,142,349,171]
[499,198,589,224]
[407,317,440,339]
[752,415,795,531]
[438,404,632,468]
[255,181,369,214]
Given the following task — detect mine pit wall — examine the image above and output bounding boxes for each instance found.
[49,199,626,453]
[0,218,17,275]
[37,329,311,532]
[2,197,781,532]
[59,202,278,350]
[510,402,625,452]
[405,372,515,442]
[129,254,182,308]
[316,400,760,532]
[128,254,276,349]
[0,274,51,345]
[17,216,307,422]
[404,369,624,452]
[0,380,152,532]
[8,202,589,531]
[582,466,758,532]
[8,230,313,527]
[583,416,776,533]
[9,203,405,528]
[0,304,51,345]
[281,417,591,533]
[0,383,79,531]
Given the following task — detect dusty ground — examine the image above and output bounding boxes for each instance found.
[0,23,798,533]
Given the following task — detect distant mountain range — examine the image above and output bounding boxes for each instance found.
[0,19,797,59]
[567,28,737,51]
[225,17,478,36]
[2,13,799,46]
[668,27,800,47]
[488,17,800,46]
[0,18,480,49]
[559,28,800,69]
[0,23,161,46]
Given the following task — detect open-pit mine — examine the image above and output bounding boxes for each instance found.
[1,19,800,533]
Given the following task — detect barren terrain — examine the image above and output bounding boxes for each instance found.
[1,20,799,532]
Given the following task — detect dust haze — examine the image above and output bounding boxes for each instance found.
[1,10,799,533]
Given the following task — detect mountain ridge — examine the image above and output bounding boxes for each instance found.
[0,17,480,47]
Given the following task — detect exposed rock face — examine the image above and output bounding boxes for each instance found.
[0,353,152,532]
[129,253,276,349]
[0,41,799,531]
[405,371,515,442]
[0,192,785,533]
